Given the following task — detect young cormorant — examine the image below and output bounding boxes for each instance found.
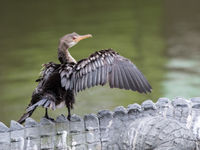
[18,32,152,124]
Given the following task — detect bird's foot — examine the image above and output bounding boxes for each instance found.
[44,116,55,122]
[67,114,71,121]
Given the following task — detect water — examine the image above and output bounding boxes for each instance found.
[163,0,200,98]
[0,0,199,125]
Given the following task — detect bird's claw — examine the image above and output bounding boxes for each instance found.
[44,116,55,122]
[67,114,71,121]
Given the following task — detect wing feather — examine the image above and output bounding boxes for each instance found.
[123,66,137,91]
[131,66,148,92]
[97,66,102,85]
[113,66,119,88]
[109,65,115,88]
[118,65,130,90]
[100,65,105,85]
[116,66,125,89]
[61,49,152,94]
[82,74,87,90]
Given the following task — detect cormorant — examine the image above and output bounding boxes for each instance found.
[18,32,152,124]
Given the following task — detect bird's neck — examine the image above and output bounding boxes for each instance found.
[58,44,77,64]
[65,49,77,63]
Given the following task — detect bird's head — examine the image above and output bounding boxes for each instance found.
[59,32,92,49]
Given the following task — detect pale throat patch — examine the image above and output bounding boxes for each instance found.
[65,49,77,63]
[68,41,76,48]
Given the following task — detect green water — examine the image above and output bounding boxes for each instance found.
[0,1,199,125]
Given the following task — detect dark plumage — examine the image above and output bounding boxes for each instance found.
[18,32,152,124]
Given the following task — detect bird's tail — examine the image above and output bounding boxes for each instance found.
[17,107,36,124]
[18,98,55,124]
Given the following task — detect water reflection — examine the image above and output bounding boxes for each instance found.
[0,0,199,125]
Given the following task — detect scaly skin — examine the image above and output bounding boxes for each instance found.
[0,97,200,150]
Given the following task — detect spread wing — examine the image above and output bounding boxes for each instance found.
[60,49,152,94]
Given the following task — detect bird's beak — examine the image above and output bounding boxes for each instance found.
[74,34,92,42]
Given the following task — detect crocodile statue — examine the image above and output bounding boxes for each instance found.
[0,97,200,150]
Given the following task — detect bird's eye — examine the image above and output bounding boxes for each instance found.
[72,36,77,40]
